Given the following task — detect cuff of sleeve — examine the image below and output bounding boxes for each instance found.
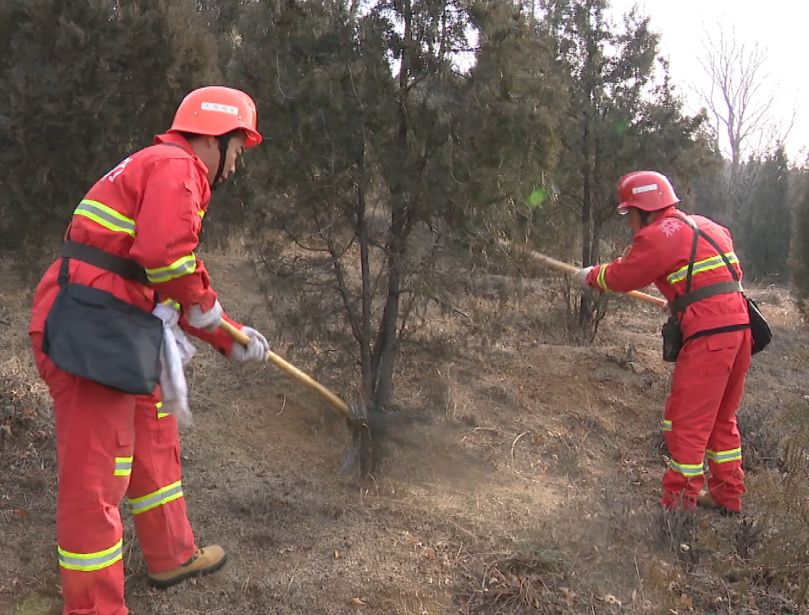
[219,314,241,358]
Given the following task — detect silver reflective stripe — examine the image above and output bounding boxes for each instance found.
[145,255,196,283]
[114,456,133,477]
[58,539,123,572]
[156,401,170,419]
[669,459,704,477]
[74,199,136,236]
[667,252,739,284]
[706,448,742,463]
[129,480,184,515]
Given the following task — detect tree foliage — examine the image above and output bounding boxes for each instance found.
[737,146,791,279]
[1,0,794,409]
[540,0,716,330]
[0,0,220,250]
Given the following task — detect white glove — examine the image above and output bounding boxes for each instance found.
[230,326,270,363]
[573,266,594,289]
[187,300,223,331]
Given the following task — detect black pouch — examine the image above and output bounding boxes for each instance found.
[747,296,772,354]
[662,315,683,362]
[42,258,163,394]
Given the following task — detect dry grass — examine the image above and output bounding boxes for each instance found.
[3,252,809,614]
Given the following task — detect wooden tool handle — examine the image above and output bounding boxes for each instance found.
[219,319,351,417]
[497,239,668,308]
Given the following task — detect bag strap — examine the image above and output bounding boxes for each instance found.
[62,240,149,285]
[683,322,750,343]
[676,215,739,281]
[670,215,743,314]
[682,217,700,296]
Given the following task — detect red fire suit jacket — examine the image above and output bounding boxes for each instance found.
[30,132,235,354]
[585,206,749,341]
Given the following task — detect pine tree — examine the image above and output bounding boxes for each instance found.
[739,146,791,280]
[541,0,715,330]
[790,169,809,299]
[0,0,220,251]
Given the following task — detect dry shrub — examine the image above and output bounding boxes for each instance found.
[740,399,809,607]
[0,354,54,502]
[455,548,580,615]
[738,401,782,472]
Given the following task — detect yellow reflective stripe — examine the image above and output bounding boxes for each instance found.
[669,459,704,477]
[160,298,181,312]
[114,456,133,477]
[74,199,136,237]
[58,539,123,572]
[661,419,672,432]
[156,401,170,419]
[129,480,184,515]
[596,266,610,292]
[706,447,742,463]
[145,254,197,283]
[667,252,739,285]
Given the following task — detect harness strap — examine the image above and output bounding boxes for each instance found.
[670,215,742,315]
[669,281,744,313]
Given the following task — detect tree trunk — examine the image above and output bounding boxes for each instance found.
[357,135,374,402]
[370,0,413,408]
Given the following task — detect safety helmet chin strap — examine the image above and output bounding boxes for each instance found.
[639,209,652,227]
[211,130,240,191]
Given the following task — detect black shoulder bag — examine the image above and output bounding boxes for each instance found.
[662,217,771,361]
[42,241,164,394]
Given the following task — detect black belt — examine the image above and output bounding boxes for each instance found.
[684,322,751,344]
[61,241,149,285]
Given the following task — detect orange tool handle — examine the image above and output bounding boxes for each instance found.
[219,319,351,417]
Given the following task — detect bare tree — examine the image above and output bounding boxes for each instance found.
[697,26,794,220]
[699,28,775,165]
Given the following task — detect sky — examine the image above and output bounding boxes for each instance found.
[607,0,807,161]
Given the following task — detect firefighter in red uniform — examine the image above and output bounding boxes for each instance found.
[29,86,269,615]
[574,171,752,514]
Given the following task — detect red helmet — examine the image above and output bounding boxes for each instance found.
[168,86,262,148]
[616,171,679,213]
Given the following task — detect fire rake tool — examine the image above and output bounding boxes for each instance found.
[219,320,380,477]
[496,238,667,308]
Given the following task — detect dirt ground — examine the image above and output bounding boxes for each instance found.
[1,249,806,615]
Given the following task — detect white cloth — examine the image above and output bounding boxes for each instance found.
[152,304,196,426]
[230,326,270,363]
[187,299,223,331]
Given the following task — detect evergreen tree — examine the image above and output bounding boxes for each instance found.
[740,146,791,279]
[228,1,565,406]
[0,0,220,251]
[541,0,715,330]
[790,168,809,299]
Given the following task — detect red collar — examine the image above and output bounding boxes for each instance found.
[153,132,196,155]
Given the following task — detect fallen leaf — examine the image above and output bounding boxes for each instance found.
[601,594,622,606]
[351,597,367,607]
[14,509,28,520]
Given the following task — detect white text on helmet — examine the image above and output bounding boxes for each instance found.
[201,102,239,116]
[632,183,658,195]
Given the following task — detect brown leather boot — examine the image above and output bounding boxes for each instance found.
[697,491,739,516]
[148,545,227,589]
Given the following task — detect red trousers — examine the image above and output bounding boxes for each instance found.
[660,329,752,512]
[31,333,197,615]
